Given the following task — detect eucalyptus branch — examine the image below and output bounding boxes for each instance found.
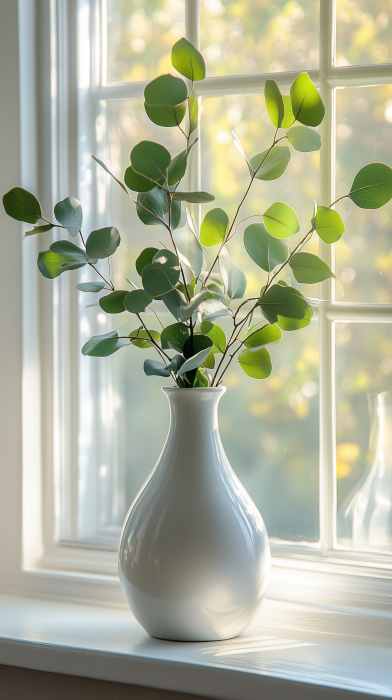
[136,313,171,362]
[167,192,191,302]
[88,262,114,291]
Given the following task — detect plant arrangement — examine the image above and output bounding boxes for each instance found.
[4,39,392,389]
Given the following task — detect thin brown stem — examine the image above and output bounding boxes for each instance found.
[136,314,171,362]
[88,263,113,290]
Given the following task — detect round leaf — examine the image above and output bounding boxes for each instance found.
[228,263,247,300]
[124,166,155,192]
[124,289,153,313]
[99,290,128,314]
[205,324,226,354]
[263,202,299,239]
[131,141,171,181]
[277,305,313,331]
[136,247,159,276]
[348,163,392,209]
[162,288,208,322]
[54,196,83,237]
[290,252,336,283]
[3,187,42,224]
[171,38,205,81]
[314,206,345,243]
[238,347,272,379]
[244,324,281,349]
[86,227,120,259]
[144,102,186,128]
[290,73,325,127]
[37,250,86,279]
[144,359,170,377]
[129,328,160,349]
[250,146,291,181]
[200,208,229,246]
[258,284,308,324]
[244,223,288,272]
[144,73,187,107]
[82,330,128,357]
[183,334,213,359]
[50,240,87,261]
[286,125,321,152]
[161,322,189,352]
[168,144,196,186]
[77,281,106,293]
[142,263,180,297]
[137,187,181,229]
[264,80,284,128]
[280,95,295,129]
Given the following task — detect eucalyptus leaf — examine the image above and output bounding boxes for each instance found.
[92,155,128,193]
[82,330,128,357]
[277,305,313,331]
[187,236,204,277]
[137,187,181,229]
[244,324,281,349]
[238,347,272,379]
[172,191,215,203]
[202,307,231,323]
[290,252,336,283]
[136,247,159,276]
[171,37,205,81]
[161,322,189,352]
[200,208,229,246]
[168,141,197,186]
[165,354,186,373]
[144,102,187,128]
[124,289,153,313]
[258,284,308,324]
[250,146,291,181]
[189,89,198,134]
[264,80,284,128]
[37,250,86,279]
[77,281,106,293]
[348,163,392,209]
[244,222,288,272]
[124,166,155,192]
[162,288,208,322]
[131,141,171,181]
[281,95,295,129]
[313,206,345,243]
[3,187,42,224]
[86,227,120,259]
[54,197,83,237]
[206,324,226,354]
[50,240,87,261]
[228,263,247,300]
[263,202,299,239]
[218,247,231,292]
[144,359,170,377]
[232,130,250,165]
[142,263,180,297]
[286,125,321,152]
[129,328,160,349]
[25,223,55,236]
[99,290,128,314]
[290,73,325,127]
[202,351,215,369]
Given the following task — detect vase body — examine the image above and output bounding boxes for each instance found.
[118,387,270,641]
[338,391,392,550]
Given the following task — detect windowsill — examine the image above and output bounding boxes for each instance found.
[0,593,391,700]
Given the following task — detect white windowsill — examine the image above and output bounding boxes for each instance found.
[0,593,391,700]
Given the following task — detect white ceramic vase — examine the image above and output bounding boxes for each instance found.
[118,386,271,641]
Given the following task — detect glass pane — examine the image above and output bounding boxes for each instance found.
[200,0,319,77]
[336,322,392,551]
[107,0,185,82]
[201,93,320,300]
[335,85,392,304]
[336,0,392,67]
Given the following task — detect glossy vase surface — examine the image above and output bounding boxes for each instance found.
[118,387,271,641]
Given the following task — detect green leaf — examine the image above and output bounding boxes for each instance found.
[165,354,186,373]
[171,38,205,81]
[228,263,247,300]
[124,166,155,192]
[92,155,128,193]
[54,197,83,237]
[25,223,54,236]
[258,284,309,324]
[131,141,171,181]
[144,359,170,377]
[244,324,281,350]
[178,335,214,375]
[194,369,209,387]
[3,187,42,224]
[50,240,87,261]
[137,187,181,229]
[281,95,295,129]
[232,130,250,165]
[250,146,291,181]
[162,288,208,322]
[99,290,128,314]
[218,247,231,292]
[313,206,345,243]
[277,305,313,331]
[161,322,189,352]
[189,88,198,134]
[135,247,159,276]
[144,102,187,128]
[82,330,128,357]
[142,255,180,297]
[37,250,86,279]
[168,143,196,186]
[244,223,288,272]
[124,289,153,313]
[263,202,299,239]
[172,191,215,203]
[264,79,284,128]
[77,281,106,293]
[187,236,204,277]
[205,324,226,354]
[85,227,120,259]
[286,125,321,152]
[129,328,160,349]
[290,252,336,283]
[290,72,325,127]
[348,163,392,209]
[238,347,272,379]
[202,351,215,369]
[202,307,231,323]
[200,208,229,246]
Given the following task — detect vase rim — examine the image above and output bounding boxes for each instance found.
[162,386,226,394]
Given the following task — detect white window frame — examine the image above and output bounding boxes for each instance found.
[1,0,391,611]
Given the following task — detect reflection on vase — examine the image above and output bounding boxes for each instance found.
[338,391,392,550]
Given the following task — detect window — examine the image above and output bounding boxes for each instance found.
[9,0,392,602]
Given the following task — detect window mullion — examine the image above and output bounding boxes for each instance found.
[318,0,336,555]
